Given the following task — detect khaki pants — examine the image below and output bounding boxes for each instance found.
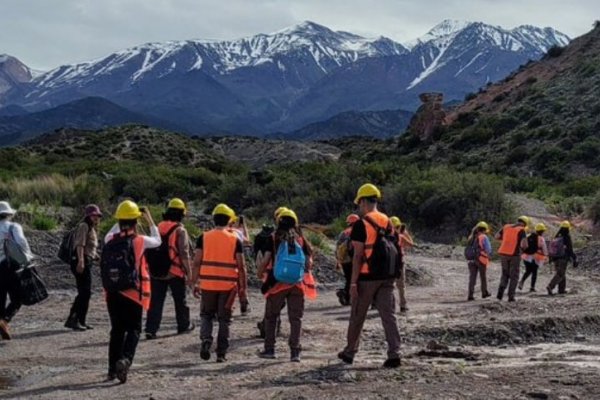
[200,289,236,356]
[343,279,401,359]
[395,264,407,309]
[548,259,568,294]
[468,261,488,298]
[264,286,304,351]
[498,256,521,300]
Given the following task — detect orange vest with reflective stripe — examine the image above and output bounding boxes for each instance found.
[359,210,391,275]
[119,235,151,310]
[477,233,490,266]
[158,221,184,278]
[198,229,239,292]
[498,224,525,257]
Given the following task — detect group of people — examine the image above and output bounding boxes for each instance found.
[466,216,578,302]
[0,182,581,384]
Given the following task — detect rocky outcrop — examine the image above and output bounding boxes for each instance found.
[0,54,32,98]
[407,93,446,141]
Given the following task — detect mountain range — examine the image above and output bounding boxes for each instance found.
[0,20,569,142]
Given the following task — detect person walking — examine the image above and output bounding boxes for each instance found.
[65,204,102,331]
[257,208,314,362]
[338,184,402,368]
[336,214,360,306]
[0,201,33,340]
[547,221,578,295]
[466,221,492,301]
[519,223,549,292]
[495,216,529,302]
[391,216,414,312]
[191,203,247,363]
[145,198,195,340]
[102,201,161,383]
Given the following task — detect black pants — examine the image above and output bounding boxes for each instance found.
[0,260,21,322]
[68,257,92,325]
[145,277,190,334]
[520,260,539,290]
[200,289,235,356]
[107,293,142,374]
[342,263,353,295]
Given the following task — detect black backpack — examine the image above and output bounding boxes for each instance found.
[364,216,402,280]
[57,228,77,264]
[145,224,180,279]
[524,233,539,255]
[100,234,138,293]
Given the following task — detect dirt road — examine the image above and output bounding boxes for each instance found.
[1,254,599,399]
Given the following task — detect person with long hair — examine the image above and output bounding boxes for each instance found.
[467,221,492,301]
[547,221,578,295]
[257,208,314,362]
[65,204,102,331]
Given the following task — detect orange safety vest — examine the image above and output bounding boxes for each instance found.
[359,210,391,275]
[118,234,151,310]
[477,233,490,267]
[158,221,185,278]
[198,229,240,292]
[498,224,525,257]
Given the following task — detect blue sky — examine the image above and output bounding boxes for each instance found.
[2,0,597,70]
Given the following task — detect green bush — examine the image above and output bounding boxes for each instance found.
[31,214,58,231]
[587,191,600,224]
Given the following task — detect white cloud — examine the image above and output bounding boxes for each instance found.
[0,0,596,70]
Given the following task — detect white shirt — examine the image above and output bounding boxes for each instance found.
[104,224,162,250]
[0,220,33,263]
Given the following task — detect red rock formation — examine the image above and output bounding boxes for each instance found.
[407,92,446,141]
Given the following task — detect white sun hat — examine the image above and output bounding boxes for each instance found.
[0,201,17,215]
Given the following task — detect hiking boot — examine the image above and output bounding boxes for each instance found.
[290,349,301,362]
[530,288,536,293]
[216,354,227,363]
[496,292,503,301]
[257,321,266,339]
[177,323,196,335]
[115,358,131,384]
[145,332,157,340]
[467,296,475,301]
[106,372,117,382]
[400,306,408,313]
[82,324,94,330]
[518,281,524,291]
[508,298,516,302]
[383,357,401,369]
[546,286,554,296]
[336,289,349,306]
[240,302,250,316]
[337,351,354,365]
[64,319,86,331]
[482,292,492,299]
[258,349,276,359]
[0,319,11,340]
[200,341,211,361]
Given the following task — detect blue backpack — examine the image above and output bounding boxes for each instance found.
[273,237,306,284]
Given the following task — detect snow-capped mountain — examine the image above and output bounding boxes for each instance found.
[1,20,570,137]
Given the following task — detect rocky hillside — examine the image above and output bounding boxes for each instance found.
[0,54,34,96]
[401,23,600,181]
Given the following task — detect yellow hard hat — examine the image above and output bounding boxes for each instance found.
[274,206,288,219]
[354,183,382,205]
[559,220,572,230]
[517,215,530,226]
[390,216,402,228]
[535,223,547,232]
[115,200,142,220]
[212,203,235,219]
[278,208,298,225]
[476,221,490,232]
[168,198,186,211]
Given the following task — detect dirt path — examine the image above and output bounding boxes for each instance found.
[1,254,600,399]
